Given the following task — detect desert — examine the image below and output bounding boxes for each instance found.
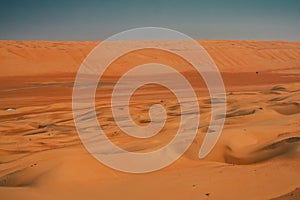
[0,40,300,199]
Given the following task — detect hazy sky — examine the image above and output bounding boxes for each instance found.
[0,0,299,41]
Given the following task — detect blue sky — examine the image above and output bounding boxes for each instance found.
[0,0,299,41]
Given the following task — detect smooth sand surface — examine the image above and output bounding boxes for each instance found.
[0,40,300,199]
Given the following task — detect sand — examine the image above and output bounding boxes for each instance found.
[0,40,300,199]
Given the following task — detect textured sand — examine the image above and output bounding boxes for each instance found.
[0,40,300,199]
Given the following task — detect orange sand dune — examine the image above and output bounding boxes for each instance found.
[1,40,300,77]
[0,40,300,200]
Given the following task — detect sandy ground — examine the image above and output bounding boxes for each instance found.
[0,40,300,199]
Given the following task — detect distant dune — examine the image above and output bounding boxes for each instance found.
[1,40,300,77]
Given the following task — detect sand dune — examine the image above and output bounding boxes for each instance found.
[0,40,300,199]
[1,40,300,77]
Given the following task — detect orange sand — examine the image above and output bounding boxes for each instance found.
[0,40,300,200]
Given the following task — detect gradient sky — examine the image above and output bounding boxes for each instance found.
[0,0,299,41]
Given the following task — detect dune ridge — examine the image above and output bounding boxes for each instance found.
[1,40,300,76]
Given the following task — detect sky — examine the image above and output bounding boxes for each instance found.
[0,0,299,41]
